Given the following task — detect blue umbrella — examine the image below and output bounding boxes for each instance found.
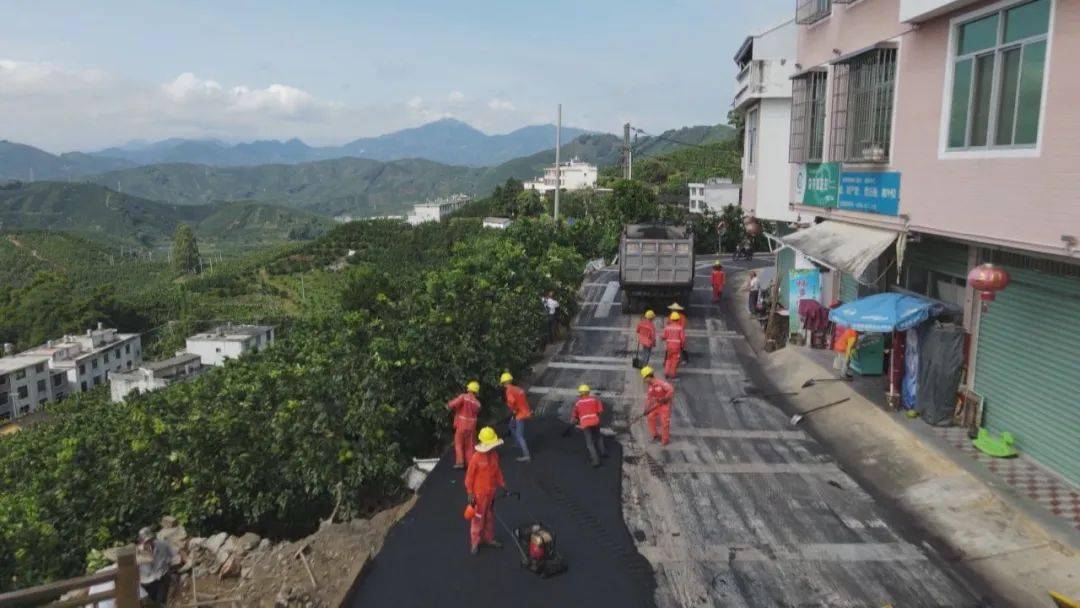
[828,292,942,333]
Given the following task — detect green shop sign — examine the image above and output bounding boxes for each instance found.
[797,162,840,208]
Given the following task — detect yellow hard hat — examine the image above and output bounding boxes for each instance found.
[713,260,722,267]
[670,312,681,321]
[644,310,655,319]
[466,380,481,393]
[499,372,513,384]
[577,384,590,394]
[478,426,499,444]
[640,366,654,379]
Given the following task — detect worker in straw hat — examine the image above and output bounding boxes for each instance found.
[667,301,690,363]
[465,427,508,554]
[662,312,687,378]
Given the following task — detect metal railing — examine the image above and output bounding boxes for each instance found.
[0,546,140,607]
[830,47,897,163]
[796,0,832,24]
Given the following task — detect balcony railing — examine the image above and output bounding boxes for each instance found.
[0,546,140,607]
[796,0,832,24]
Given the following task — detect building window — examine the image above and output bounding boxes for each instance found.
[36,379,46,392]
[0,374,7,387]
[796,0,831,24]
[15,369,26,380]
[53,374,63,387]
[79,364,86,375]
[0,391,7,404]
[790,70,828,162]
[946,0,1050,149]
[19,405,29,415]
[17,386,28,399]
[92,359,99,370]
[125,343,131,354]
[81,381,88,391]
[93,376,101,387]
[830,47,897,163]
[38,398,46,406]
[745,108,759,175]
[35,363,45,373]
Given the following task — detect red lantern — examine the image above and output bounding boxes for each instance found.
[967,263,1011,301]
[743,216,762,237]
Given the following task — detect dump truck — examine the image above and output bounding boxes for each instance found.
[618,224,695,314]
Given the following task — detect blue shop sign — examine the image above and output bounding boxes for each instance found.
[838,171,900,216]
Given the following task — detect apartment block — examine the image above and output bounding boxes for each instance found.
[185,324,276,367]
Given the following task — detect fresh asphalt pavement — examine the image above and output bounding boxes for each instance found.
[351,255,984,608]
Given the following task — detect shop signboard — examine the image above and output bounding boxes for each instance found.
[788,268,822,334]
[797,162,840,208]
[838,171,901,216]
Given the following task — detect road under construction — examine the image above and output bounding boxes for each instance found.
[350,257,983,608]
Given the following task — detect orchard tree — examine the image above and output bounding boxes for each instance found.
[171,224,200,275]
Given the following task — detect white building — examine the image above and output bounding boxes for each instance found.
[523,159,597,194]
[688,178,741,214]
[406,194,471,225]
[0,324,143,420]
[482,217,512,230]
[732,18,799,223]
[185,324,276,367]
[0,353,62,421]
[110,351,204,403]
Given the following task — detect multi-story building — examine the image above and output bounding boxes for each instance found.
[780,0,1079,485]
[523,159,598,194]
[731,18,799,223]
[406,194,471,225]
[185,324,276,367]
[0,354,62,421]
[688,178,741,214]
[0,324,142,420]
[110,351,204,403]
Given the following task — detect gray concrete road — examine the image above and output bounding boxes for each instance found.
[530,258,983,608]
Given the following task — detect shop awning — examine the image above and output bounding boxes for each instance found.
[829,292,943,332]
[779,221,899,281]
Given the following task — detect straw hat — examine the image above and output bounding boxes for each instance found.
[667,302,685,311]
[475,426,504,453]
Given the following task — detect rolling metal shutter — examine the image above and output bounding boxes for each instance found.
[974,265,1080,486]
[840,272,860,302]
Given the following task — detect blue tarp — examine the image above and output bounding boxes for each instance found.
[828,292,942,333]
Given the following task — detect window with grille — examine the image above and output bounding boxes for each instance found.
[745,108,759,175]
[797,0,832,25]
[946,0,1050,150]
[830,47,897,163]
[790,70,828,163]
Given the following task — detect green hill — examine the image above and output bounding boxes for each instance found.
[0,182,333,252]
[0,140,134,181]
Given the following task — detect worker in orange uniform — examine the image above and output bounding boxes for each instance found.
[710,261,726,303]
[641,366,675,445]
[662,312,686,378]
[465,427,507,555]
[636,310,657,367]
[571,384,607,467]
[499,372,532,462]
[668,302,689,363]
[447,381,482,469]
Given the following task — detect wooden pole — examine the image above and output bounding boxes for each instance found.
[113,546,141,608]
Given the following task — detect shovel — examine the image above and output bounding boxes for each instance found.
[790,397,851,426]
[801,376,853,388]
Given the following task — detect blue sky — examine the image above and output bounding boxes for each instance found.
[0,0,792,151]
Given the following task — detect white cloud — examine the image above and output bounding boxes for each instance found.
[0,59,110,96]
[487,98,515,111]
[406,95,424,109]
[447,90,465,103]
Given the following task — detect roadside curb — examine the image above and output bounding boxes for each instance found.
[727,269,1080,607]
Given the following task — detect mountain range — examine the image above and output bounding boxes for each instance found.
[88,119,589,168]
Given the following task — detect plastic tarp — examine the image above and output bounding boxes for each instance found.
[915,323,966,426]
[902,329,919,409]
[829,292,943,333]
[780,221,898,281]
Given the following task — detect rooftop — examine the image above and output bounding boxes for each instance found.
[188,324,275,343]
[0,355,51,375]
[143,352,202,372]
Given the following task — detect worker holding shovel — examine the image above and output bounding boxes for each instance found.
[641,366,675,445]
[635,310,656,367]
[465,427,507,555]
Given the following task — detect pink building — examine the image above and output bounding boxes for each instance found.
[780,0,1080,486]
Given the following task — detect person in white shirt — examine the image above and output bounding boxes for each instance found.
[748,271,760,314]
[541,291,560,342]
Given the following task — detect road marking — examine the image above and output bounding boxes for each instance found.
[570,325,741,338]
[669,429,809,440]
[545,361,628,372]
[594,281,620,319]
[672,367,742,377]
[557,355,631,364]
[661,462,840,475]
[528,386,625,399]
[638,542,925,564]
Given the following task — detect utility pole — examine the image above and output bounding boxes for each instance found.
[554,104,561,222]
[623,123,632,179]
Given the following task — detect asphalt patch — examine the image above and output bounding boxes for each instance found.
[347,417,657,608]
